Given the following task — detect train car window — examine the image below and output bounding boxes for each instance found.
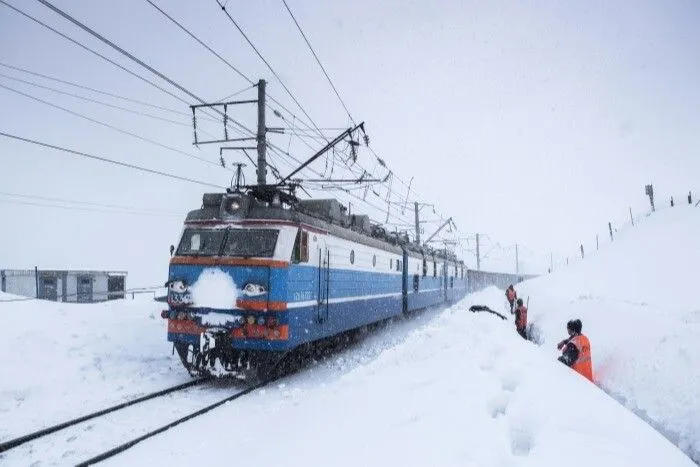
[450,277,454,288]
[222,229,278,258]
[372,254,377,267]
[350,250,355,264]
[433,260,437,277]
[176,228,226,256]
[396,259,401,271]
[413,274,419,292]
[422,258,427,277]
[300,231,309,262]
[292,230,309,263]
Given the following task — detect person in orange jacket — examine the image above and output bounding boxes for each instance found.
[514,298,527,339]
[506,285,517,313]
[557,319,593,382]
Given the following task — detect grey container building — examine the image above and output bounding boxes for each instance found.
[0,269,127,302]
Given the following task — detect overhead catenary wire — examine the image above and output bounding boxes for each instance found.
[0,61,197,118]
[0,191,182,216]
[0,72,191,127]
[143,0,330,148]
[0,132,226,189]
[214,0,329,141]
[281,0,354,124]
[0,0,195,109]
[0,198,183,218]
[36,0,252,137]
[0,82,225,169]
[142,0,414,219]
[14,0,448,241]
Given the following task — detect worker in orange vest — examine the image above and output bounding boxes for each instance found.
[514,298,527,339]
[557,319,593,382]
[506,285,517,313]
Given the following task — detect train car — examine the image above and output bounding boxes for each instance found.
[162,187,468,379]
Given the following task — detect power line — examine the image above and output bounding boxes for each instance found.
[0,132,226,189]
[214,0,328,140]
[37,0,251,136]
[144,0,253,85]
[0,198,183,218]
[281,0,354,124]
[0,72,190,127]
[144,0,329,148]
[0,191,181,216]
[23,0,443,235]
[0,61,192,118]
[0,0,193,107]
[0,82,224,169]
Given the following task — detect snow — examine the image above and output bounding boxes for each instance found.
[109,288,693,467]
[1,205,698,466]
[188,267,238,309]
[0,293,187,441]
[519,205,700,462]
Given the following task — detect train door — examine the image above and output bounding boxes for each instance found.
[316,242,330,323]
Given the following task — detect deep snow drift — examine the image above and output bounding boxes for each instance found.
[108,287,692,467]
[520,204,700,462]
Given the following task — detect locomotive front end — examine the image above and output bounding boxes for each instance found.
[163,192,296,379]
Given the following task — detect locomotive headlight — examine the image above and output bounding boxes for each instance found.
[246,315,256,325]
[225,199,241,213]
[242,283,267,297]
[168,280,187,293]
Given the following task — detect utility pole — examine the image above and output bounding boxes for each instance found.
[630,207,634,226]
[476,233,481,271]
[580,244,585,259]
[256,79,267,186]
[414,202,420,246]
[515,243,519,275]
[608,222,614,241]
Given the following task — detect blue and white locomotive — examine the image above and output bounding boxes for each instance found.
[163,186,468,379]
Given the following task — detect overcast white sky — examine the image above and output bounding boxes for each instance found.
[1,0,699,286]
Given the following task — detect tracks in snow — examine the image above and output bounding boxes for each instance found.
[0,376,273,465]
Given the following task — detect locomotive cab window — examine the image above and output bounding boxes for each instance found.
[292,229,309,263]
[222,229,279,258]
[177,228,226,256]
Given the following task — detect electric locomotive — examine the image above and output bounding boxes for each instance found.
[162,185,468,379]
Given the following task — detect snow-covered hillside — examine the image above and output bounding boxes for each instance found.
[520,204,700,462]
[1,207,697,466]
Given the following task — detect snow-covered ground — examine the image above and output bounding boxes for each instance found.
[1,206,697,466]
[0,293,189,441]
[520,204,700,462]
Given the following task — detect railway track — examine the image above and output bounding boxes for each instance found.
[0,376,274,466]
[0,378,208,455]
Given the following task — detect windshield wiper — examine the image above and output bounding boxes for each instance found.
[239,247,274,259]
